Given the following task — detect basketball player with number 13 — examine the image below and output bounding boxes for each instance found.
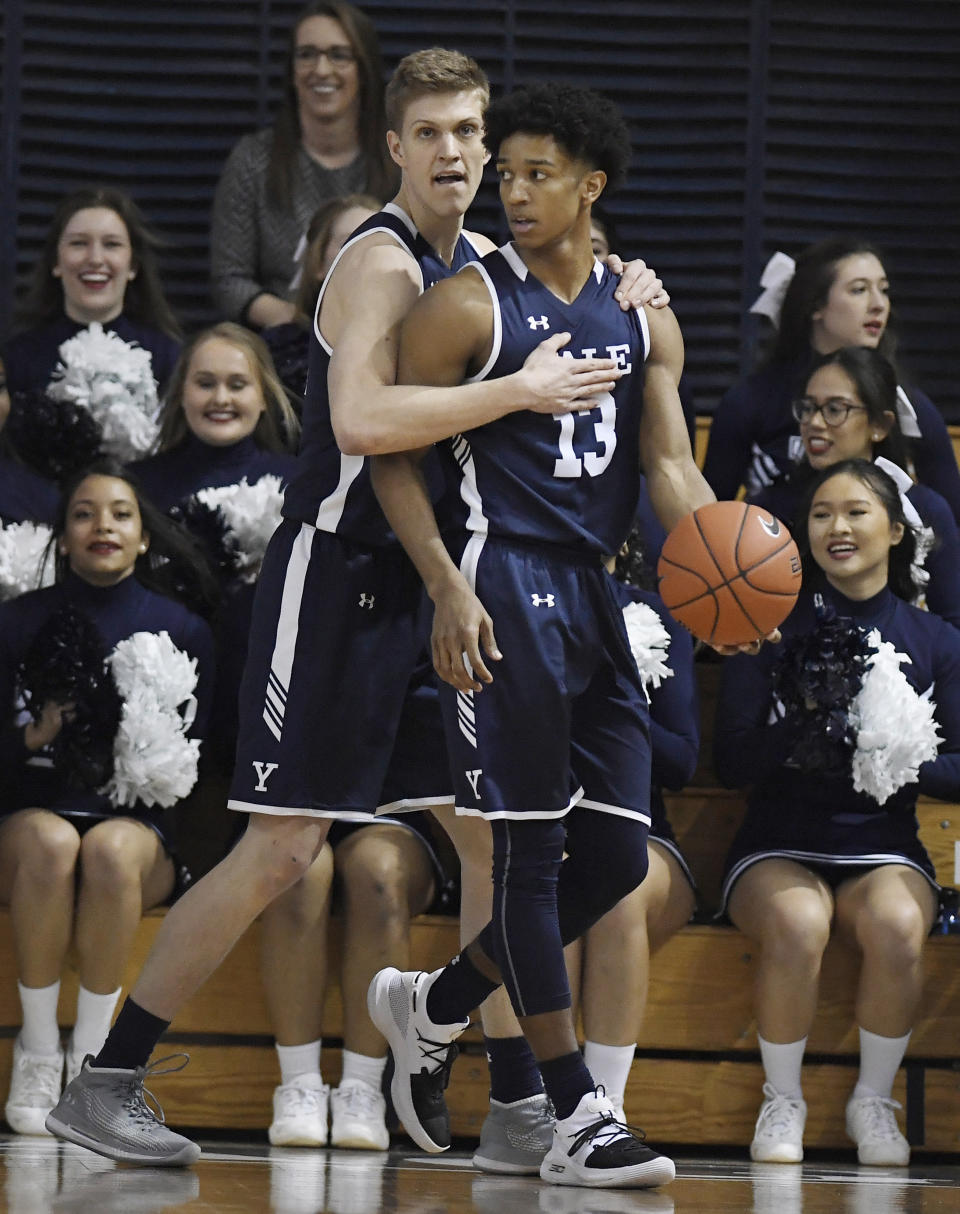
[369,83,777,1191]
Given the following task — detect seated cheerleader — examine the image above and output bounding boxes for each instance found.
[749,345,960,628]
[563,531,698,1122]
[0,459,216,1135]
[132,321,299,515]
[716,458,960,1166]
[4,186,181,402]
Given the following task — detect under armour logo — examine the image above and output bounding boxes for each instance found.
[252,761,279,792]
[465,769,483,799]
[358,593,375,609]
[527,315,550,331]
[531,593,555,607]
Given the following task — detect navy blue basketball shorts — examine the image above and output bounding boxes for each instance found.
[227,520,452,819]
[441,535,652,821]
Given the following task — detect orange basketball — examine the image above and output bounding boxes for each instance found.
[656,501,801,646]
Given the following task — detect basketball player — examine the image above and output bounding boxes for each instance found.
[45,51,666,1168]
[366,82,748,1189]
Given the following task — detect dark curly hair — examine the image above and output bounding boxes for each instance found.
[483,82,632,191]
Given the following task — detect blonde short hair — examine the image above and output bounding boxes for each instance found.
[385,47,489,131]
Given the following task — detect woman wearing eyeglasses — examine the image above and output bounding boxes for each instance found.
[702,237,960,524]
[749,346,960,629]
[210,2,397,327]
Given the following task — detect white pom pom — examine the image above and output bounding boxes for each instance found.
[850,628,941,805]
[195,475,284,581]
[621,599,673,701]
[46,323,160,461]
[0,523,55,600]
[101,631,200,808]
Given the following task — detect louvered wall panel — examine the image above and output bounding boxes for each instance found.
[3,2,959,417]
[760,1,960,413]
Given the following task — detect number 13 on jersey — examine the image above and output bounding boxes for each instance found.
[553,394,617,478]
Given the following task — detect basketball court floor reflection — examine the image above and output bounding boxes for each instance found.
[1,1136,958,1213]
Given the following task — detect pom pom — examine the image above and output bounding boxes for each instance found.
[0,523,55,601]
[45,323,159,461]
[101,630,199,808]
[850,629,942,805]
[771,603,871,772]
[7,389,103,480]
[621,600,673,699]
[193,476,285,582]
[16,605,121,789]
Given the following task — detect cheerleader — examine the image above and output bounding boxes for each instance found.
[132,322,298,515]
[716,459,960,1166]
[563,533,698,1121]
[750,346,960,628]
[0,460,215,1135]
[703,237,960,522]
[4,187,181,401]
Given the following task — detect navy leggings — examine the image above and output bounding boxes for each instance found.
[477,809,650,1018]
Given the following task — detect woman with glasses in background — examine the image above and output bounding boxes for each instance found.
[749,346,960,629]
[210,2,396,327]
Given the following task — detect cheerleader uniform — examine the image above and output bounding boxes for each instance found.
[751,466,960,630]
[0,572,214,864]
[715,579,960,912]
[131,434,297,514]
[703,354,960,524]
[4,315,180,399]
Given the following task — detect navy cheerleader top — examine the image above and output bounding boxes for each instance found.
[0,454,59,525]
[4,315,181,398]
[715,580,960,816]
[0,572,215,782]
[131,434,298,513]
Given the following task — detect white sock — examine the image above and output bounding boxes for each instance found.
[758,1034,807,1099]
[71,986,122,1059]
[583,1041,636,1106]
[276,1039,323,1087]
[854,1027,912,1101]
[18,980,62,1056]
[340,1049,387,1090]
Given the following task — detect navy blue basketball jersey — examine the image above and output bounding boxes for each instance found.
[441,243,650,555]
[282,202,483,545]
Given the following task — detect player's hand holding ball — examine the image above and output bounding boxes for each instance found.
[657,501,801,654]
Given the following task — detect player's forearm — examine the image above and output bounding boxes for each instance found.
[336,376,530,457]
[646,457,716,534]
[370,453,462,595]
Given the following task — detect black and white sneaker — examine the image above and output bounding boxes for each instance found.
[366,967,468,1153]
[539,1089,675,1189]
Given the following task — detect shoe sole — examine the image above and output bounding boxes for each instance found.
[45,1112,201,1167]
[332,1132,390,1150]
[268,1131,328,1147]
[473,1150,543,1175]
[540,1153,676,1188]
[367,968,448,1154]
[750,1145,803,1164]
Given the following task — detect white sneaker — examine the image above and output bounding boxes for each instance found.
[366,967,468,1153]
[268,1079,330,1147]
[5,1036,64,1136]
[539,1088,675,1189]
[64,1038,86,1089]
[750,1083,806,1163]
[845,1093,910,1166]
[330,1079,389,1150]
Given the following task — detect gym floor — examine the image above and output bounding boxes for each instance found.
[1,1136,958,1213]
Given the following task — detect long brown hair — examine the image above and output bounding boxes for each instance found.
[13,186,181,338]
[268,2,396,211]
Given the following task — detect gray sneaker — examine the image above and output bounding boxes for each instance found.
[45,1054,201,1167]
[473,1093,554,1174]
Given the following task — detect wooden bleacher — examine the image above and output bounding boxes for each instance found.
[1,418,958,1151]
